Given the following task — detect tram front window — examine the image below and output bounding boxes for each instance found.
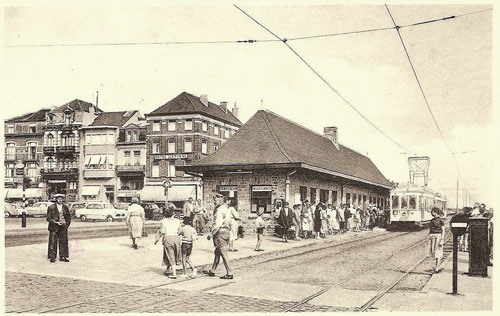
[409,196,417,210]
[391,196,399,209]
[401,196,408,209]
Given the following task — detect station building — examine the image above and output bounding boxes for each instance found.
[142,92,242,205]
[180,110,392,231]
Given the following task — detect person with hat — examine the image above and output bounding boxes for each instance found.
[46,194,71,263]
[278,201,293,242]
[203,193,233,279]
[125,197,145,249]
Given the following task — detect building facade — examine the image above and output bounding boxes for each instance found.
[181,110,392,232]
[143,92,242,203]
[79,111,142,203]
[115,121,147,203]
[41,99,101,201]
[4,109,49,202]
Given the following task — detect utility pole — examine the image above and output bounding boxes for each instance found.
[456,180,459,213]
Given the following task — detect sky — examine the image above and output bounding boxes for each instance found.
[1,2,496,208]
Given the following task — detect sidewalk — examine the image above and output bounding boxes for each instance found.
[5,229,385,287]
[373,251,493,311]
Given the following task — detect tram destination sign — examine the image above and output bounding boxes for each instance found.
[154,154,188,160]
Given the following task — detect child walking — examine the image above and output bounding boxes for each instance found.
[178,216,198,278]
[255,210,265,251]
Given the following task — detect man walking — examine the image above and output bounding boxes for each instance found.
[279,201,293,242]
[46,194,71,263]
[204,193,233,279]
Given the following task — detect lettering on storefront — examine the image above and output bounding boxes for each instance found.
[48,180,67,183]
[219,185,238,192]
[154,154,188,160]
[252,185,273,192]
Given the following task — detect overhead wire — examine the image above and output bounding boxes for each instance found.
[5,7,491,48]
[234,4,415,155]
[384,4,468,184]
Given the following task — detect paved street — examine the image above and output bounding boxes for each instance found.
[4,226,458,313]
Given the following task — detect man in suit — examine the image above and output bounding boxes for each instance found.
[279,201,293,242]
[47,194,71,263]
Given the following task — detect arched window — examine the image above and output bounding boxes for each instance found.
[47,133,54,146]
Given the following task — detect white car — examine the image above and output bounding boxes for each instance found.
[74,202,126,222]
[25,202,53,217]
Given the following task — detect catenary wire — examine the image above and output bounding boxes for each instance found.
[384,4,466,184]
[234,4,415,155]
[5,8,491,48]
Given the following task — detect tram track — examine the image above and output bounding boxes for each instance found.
[31,230,404,314]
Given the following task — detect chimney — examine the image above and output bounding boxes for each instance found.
[220,101,228,113]
[232,102,239,118]
[95,91,99,111]
[324,126,339,150]
[200,94,209,107]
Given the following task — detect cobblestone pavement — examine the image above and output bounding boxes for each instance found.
[5,228,440,313]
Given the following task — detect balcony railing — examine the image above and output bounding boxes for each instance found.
[4,176,23,183]
[43,147,56,155]
[116,165,145,172]
[41,167,78,176]
[56,146,77,154]
[17,153,43,161]
[5,154,16,161]
[83,169,115,179]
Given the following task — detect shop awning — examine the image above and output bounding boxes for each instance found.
[5,188,22,199]
[139,185,165,202]
[167,185,196,202]
[25,188,42,198]
[81,186,100,196]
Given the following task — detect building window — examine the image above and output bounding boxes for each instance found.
[27,163,37,178]
[201,139,208,154]
[184,119,192,131]
[46,157,56,170]
[300,186,308,203]
[214,142,220,152]
[221,129,225,139]
[152,161,160,177]
[168,163,176,177]
[47,133,54,146]
[184,139,192,152]
[202,121,208,132]
[27,142,37,159]
[353,194,357,206]
[153,121,161,132]
[29,125,37,133]
[346,193,351,205]
[7,125,14,134]
[127,130,133,142]
[251,185,273,213]
[133,151,141,165]
[5,163,15,178]
[320,189,329,204]
[168,120,176,132]
[214,125,219,136]
[152,141,160,154]
[310,188,316,204]
[6,142,16,160]
[332,191,338,205]
[124,150,131,158]
[168,139,176,153]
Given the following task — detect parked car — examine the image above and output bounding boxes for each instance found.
[139,203,162,221]
[69,202,88,218]
[25,201,53,217]
[4,203,28,217]
[74,202,126,222]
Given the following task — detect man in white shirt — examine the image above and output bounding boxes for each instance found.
[204,193,233,279]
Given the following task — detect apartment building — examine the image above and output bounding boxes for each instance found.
[142,92,242,203]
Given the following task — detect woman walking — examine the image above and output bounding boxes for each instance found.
[427,207,445,273]
[155,207,182,279]
[125,197,145,249]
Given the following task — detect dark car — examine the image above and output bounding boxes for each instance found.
[140,203,162,221]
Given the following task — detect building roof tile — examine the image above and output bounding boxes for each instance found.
[90,111,137,127]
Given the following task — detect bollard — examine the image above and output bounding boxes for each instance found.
[21,210,27,228]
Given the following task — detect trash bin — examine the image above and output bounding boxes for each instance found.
[468,217,489,277]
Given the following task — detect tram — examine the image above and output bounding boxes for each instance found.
[389,183,447,229]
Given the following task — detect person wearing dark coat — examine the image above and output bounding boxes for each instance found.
[46,194,71,263]
[314,203,324,239]
[278,202,293,242]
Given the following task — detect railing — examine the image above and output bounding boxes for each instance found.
[18,153,43,161]
[56,146,77,154]
[5,154,16,161]
[83,169,115,179]
[40,167,79,175]
[4,176,23,183]
[116,165,145,172]
[43,147,56,155]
